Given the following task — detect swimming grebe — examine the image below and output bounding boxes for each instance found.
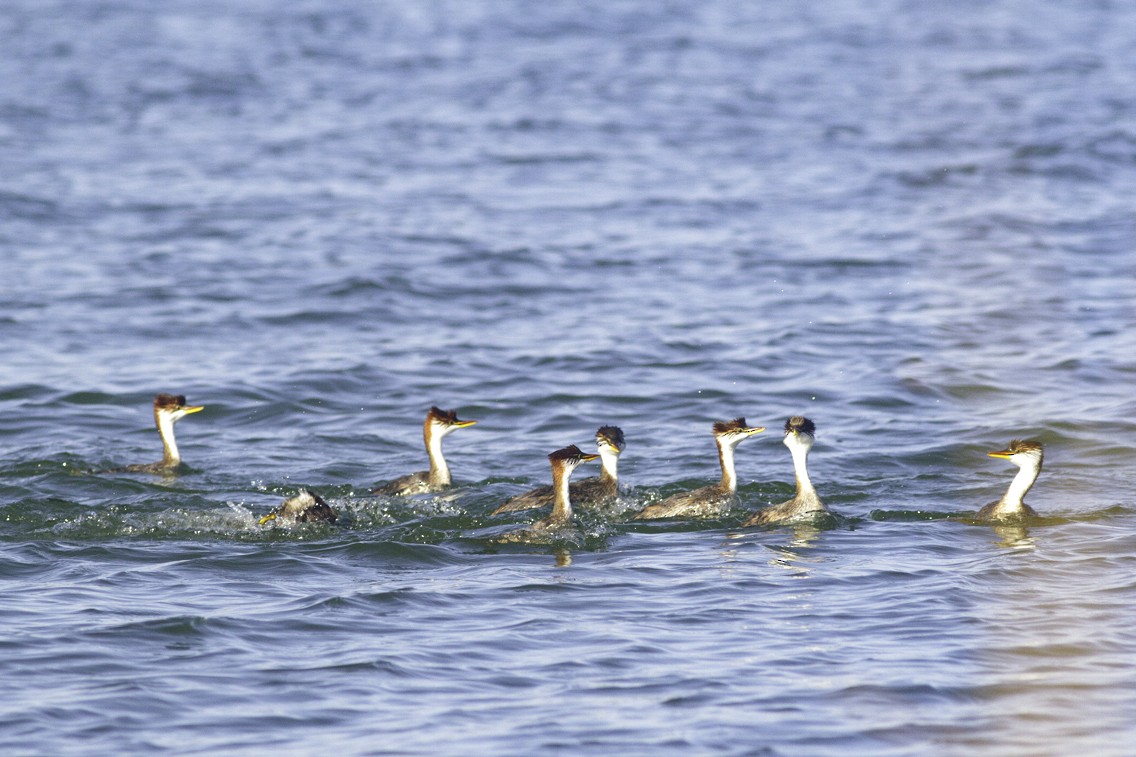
[497,445,598,543]
[976,439,1043,520]
[372,406,477,496]
[258,489,338,526]
[492,426,625,515]
[106,393,203,473]
[743,416,828,526]
[633,417,764,519]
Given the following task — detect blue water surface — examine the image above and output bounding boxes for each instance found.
[2,1,1135,754]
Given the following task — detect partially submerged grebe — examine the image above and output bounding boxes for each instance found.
[492,426,624,515]
[743,416,828,526]
[633,418,764,519]
[103,393,204,473]
[372,406,477,496]
[258,489,338,526]
[976,439,1043,521]
[496,445,598,543]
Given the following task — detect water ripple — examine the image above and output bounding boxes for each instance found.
[2,0,1136,754]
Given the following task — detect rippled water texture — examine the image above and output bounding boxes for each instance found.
[2,1,1135,754]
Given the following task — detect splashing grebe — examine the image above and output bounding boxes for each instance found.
[103,393,203,473]
[492,426,625,515]
[497,445,598,543]
[976,439,1043,521]
[743,416,828,526]
[633,418,764,519]
[372,406,477,496]
[258,489,338,526]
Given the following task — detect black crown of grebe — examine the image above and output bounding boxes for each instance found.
[633,417,765,520]
[743,415,828,526]
[101,393,204,474]
[491,425,626,515]
[372,406,477,496]
[784,415,815,437]
[976,439,1044,521]
[258,489,338,526]
[497,444,600,543]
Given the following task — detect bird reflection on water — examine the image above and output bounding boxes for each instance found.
[722,524,826,578]
[990,523,1036,551]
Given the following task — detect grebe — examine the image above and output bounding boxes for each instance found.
[976,439,1043,520]
[258,489,338,526]
[372,406,477,496]
[105,393,204,473]
[633,417,764,519]
[492,426,625,515]
[497,445,598,543]
[743,416,828,526]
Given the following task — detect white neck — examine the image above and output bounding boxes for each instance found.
[550,463,575,523]
[998,459,1040,512]
[717,438,741,492]
[156,412,180,465]
[788,439,816,500]
[425,426,451,487]
[598,447,619,483]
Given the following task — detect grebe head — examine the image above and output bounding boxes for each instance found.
[595,426,626,456]
[426,406,477,437]
[154,393,204,423]
[712,417,765,447]
[549,444,600,472]
[988,439,1043,472]
[783,416,816,450]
